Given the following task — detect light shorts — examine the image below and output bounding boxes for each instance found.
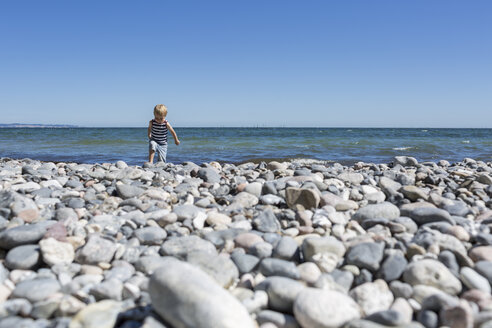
[149,140,168,162]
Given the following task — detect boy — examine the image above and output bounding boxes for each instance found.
[148,104,180,163]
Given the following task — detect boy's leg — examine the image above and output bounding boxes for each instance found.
[155,143,168,162]
[149,141,157,163]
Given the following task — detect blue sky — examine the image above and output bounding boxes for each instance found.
[0,1,491,127]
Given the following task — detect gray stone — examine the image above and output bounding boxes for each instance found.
[249,241,273,258]
[438,250,460,275]
[133,227,167,246]
[39,237,75,266]
[0,221,56,249]
[475,261,492,285]
[91,278,123,301]
[394,156,418,167]
[389,281,413,299]
[135,256,169,275]
[173,204,202,221]
[116,184,145,199]
[11,194,40,222]
[257,310,299,328]
[149,258,255,328]
[346,242,385,272]
[231,252,260,274]
[75,234,117,265]
[417,310,438,328]
[259,258,300,279]
[365,310,406,326]
[407,207,454,225]
[68,197,85,209]
[12,278,60,302]
[160,235,217,259]
[377,254,407,282]
[293,288,361,328]
[338,172,364,185]
[460,267,491,293]
[260,194,285,206]
[253,209,281,233]
[273,236,299,261]
[403,259,462,295]
[5,244,40,270]
[197,167,221,183]
[186,251,239,288]
[353,202,400,223]
[256,277,306,313]
[244,182,262,197]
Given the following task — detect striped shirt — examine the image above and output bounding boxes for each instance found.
[151,119,168,145]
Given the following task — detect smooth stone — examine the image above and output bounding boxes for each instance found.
[285,187,320,209]
[5,244,40,270]
[460,267,491,293]
[345,242,384,272]
[134,256,169,275]
[149,258,255,328]
[75,234,117,265]
[234,233,264,249]
[400,186,428,201]
[403,259,462,295]
[469,246,492,262]
[231,252,260,274]
[273,236,299,261]
[365,310,406,326]
[12,278,60,302]
[39,237,74,266]
[257,310,299,328]
[250,241,273,258]
[116,184,144,199]
[302,236,345,262]
[173,204,203,221]
[475,261,492,285]
[394,156,418,166]
[160,235,217,259]
[349,279,394,316]
[257,276,306,313]
[133,227,167,246]
[197,167,221,183]
[0,221,56,249]
[440,302,473,328]
[186,251,239,288]
[69,300,122,328]
[260,258,300,280]
[293,288,361,328]
[352,202,400,223]
[206,212,232,226]
[338,172,364,185]
[11,194,40,222]
[91,278,123,301]
[417,310,438,328]
[260,194,285,206]
[407,207,453,225]
[253,209,281,233]
[389,281,413,299]
[233,192,259,208]
[377,254,408,282]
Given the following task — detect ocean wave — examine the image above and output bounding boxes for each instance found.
[392,147,414,151]
[462,140,470,144]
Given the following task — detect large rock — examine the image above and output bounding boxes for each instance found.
[12,278,60,302]
[0,221,56,249]
[403,259,462,295]
[349,280,394,315]
[69,300,122,328]
[286,188,320,209]
[186,251,239,288]
[115,184,144,199]
[5,244,40,270]
[160,235,217,259]
[75,234,117,265]
[197,167,221,183]
[345,242,385,272]
[149,258,255,328]
[293,288,361,328]
[39,237,74,266]
[253,208,281,233]
[407,207,453,225]
[256,276,306,313]
[352,202,400,223]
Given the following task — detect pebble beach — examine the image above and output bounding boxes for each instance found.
[0,156,491,328]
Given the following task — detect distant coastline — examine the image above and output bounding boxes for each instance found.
[0,123,78,128]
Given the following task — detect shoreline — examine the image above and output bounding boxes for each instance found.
[0,156,491,327]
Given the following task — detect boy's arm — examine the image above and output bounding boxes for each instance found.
[148,120,152,139]
[167,122,180,145]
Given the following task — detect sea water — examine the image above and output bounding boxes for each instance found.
[0,128,490,165]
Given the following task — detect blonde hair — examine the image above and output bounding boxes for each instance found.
[154,104,168,117]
